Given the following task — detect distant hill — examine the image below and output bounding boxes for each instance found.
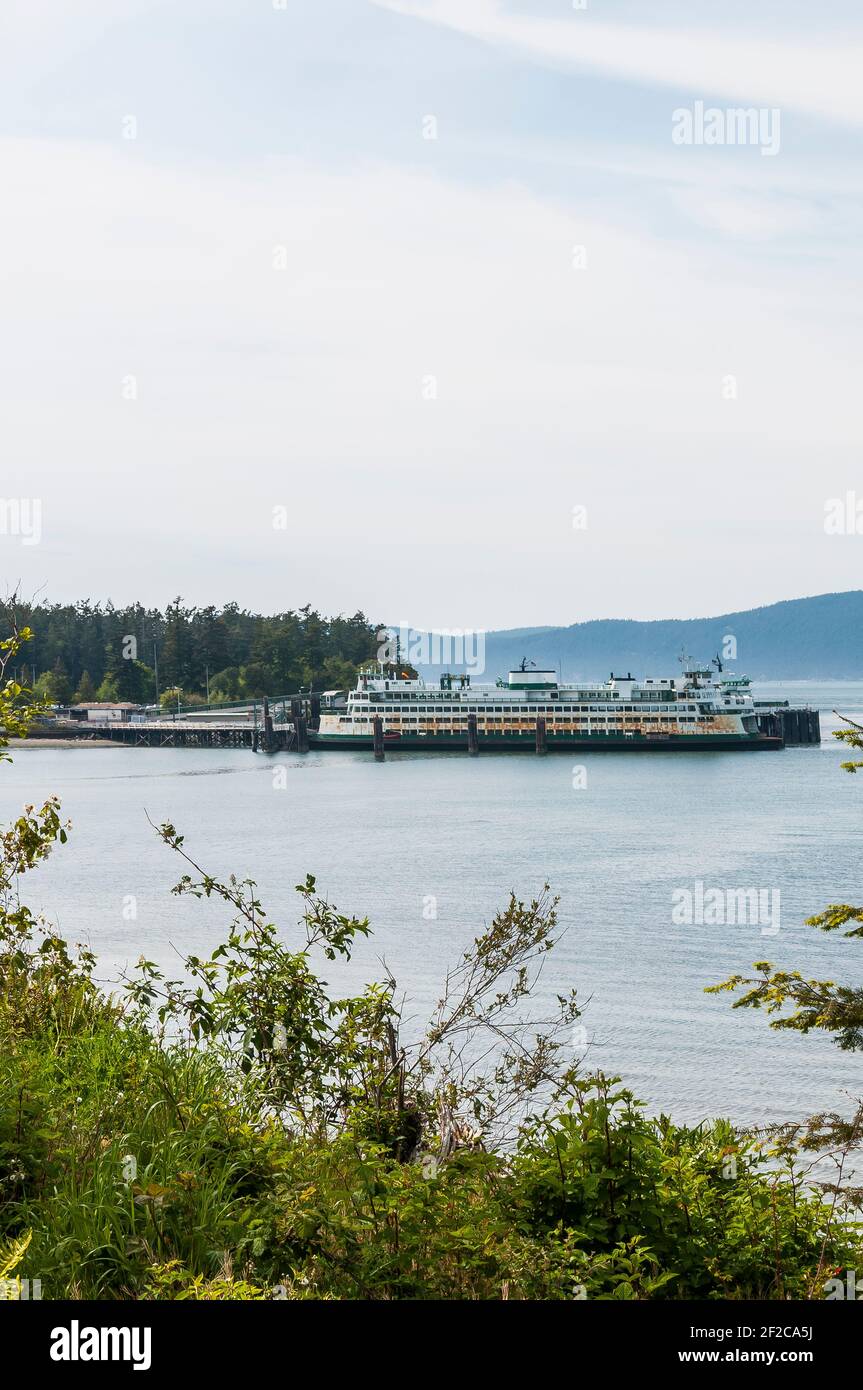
[410,592,863,682]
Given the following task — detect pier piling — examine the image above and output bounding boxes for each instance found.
[799,708,820,743]
[373,715,385,761]
[295,716,309,753]
[758,707,821,746]
[535,717,547,755]
[467,713,479,756]
[262,697,275,752]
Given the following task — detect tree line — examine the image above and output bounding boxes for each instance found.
[13,598,380,706]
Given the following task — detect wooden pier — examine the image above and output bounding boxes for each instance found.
[46,720,299,750]
[39,699,821,754]
[755,708,821,745]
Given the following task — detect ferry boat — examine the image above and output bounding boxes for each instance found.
[309,659,787,751]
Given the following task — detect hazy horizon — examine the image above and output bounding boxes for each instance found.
[12,585,863,641]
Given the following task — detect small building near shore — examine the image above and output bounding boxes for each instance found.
[69,702,146,723]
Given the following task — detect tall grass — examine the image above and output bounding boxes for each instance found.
[2,1007,282,1298]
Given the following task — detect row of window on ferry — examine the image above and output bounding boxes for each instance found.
[353,693,676,703]
[345,715,705,725]
[355,704,701,714]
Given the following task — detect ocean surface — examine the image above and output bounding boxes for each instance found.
[3,680,863,1130]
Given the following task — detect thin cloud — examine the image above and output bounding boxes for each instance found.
[4,135,859,623]
[368,0,863,126]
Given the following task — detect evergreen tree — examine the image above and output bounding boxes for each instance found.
[101,638,154,703]
[50,657,72,705]
[160,597,194,691]
[72,671,96,703]
[190,606,229,689]
[95,674,120,701]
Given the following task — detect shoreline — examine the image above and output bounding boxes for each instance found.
[9,737,122,749]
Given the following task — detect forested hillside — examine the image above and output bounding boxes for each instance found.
[417,592,863,682]
[16,590,863,707]
[12,599,379,705]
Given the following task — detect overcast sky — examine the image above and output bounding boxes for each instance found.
[2,0,862,630]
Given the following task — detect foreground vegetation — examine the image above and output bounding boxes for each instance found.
[2,864,857,1301]
[1,619,862,1300]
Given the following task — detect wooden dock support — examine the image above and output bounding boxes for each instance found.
[779,708,820,745]
[310,694,321,728]
[467,713,479,755]
[535,717,547,755]
[295,716,309,753]
[373,715,385,761]
[262,696,275,752]
[755,711,822,745]
[756,707,821,745]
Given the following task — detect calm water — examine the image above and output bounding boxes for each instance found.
[4,681,863,1129]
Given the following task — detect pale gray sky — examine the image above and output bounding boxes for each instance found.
[2,0,862,629]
